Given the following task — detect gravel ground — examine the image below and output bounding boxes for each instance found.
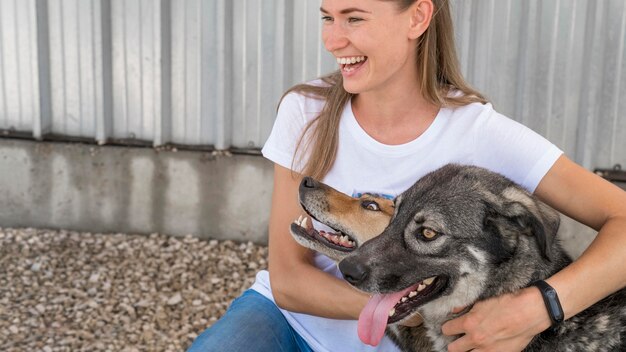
[0,227,268,352]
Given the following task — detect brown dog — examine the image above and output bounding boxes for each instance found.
[290,176,394,261]
[289,176,432,351]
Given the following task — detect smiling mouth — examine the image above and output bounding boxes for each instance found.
[387,276,449,324]
[338,56,368,73]
[292,214,356,251]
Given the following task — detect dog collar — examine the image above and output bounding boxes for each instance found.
[531,280,564,326]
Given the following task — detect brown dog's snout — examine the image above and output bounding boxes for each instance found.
[339,257,369,285]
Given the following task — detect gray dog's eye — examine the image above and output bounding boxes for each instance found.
[361,201,380,211]
[419,227,439,241]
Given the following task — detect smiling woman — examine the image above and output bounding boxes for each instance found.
[187,0,626,351]
[291,0,486,180]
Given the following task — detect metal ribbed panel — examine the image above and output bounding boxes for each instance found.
[111,0,164,143]
[0,0,39,134]
[171,0,228,147]
[452,0,626,169]
[0,0,624,168]
[48,0,98,139]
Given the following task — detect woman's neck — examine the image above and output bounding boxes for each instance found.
[351,88,440,145]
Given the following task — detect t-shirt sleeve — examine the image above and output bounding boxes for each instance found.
[261,92,311,172]
[473,107,563,193]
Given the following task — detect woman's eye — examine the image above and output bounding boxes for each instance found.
[321,16,333,22]
[348,17,362,23]
[420,228,439,241]
[362,201,380,211]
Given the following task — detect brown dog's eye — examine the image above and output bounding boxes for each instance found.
[420,228,439,241]
[361,201,380,211]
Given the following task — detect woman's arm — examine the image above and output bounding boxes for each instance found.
[442,155,626,352]
[534,155,626,318]
[268,163,371,319]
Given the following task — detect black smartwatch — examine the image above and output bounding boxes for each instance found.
[532,280,564,326]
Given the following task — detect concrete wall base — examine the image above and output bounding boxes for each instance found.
[0,139,273,244]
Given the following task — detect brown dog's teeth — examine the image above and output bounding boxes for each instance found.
[301,217,308,229]
[295,215,304,226]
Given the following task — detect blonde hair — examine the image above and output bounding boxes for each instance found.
[283,0,488,180]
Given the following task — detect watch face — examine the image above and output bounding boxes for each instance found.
[535,281,564,324]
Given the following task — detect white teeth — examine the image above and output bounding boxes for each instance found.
[388,308,395,317]
[399,278,436,303]
[336,56,366,65]
[341,236,356,248]
[301,217,308,229]
[314,230,355,248]
[294,215,303,226]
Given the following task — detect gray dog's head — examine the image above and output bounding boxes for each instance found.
[339,164,562,327]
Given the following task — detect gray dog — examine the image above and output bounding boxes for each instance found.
[338,164,626,351]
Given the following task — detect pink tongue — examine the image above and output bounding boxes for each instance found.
[357,285,418,346]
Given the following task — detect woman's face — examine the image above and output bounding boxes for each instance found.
[320,0,420,95]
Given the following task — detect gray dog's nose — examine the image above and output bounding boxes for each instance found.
[339,259,369,285]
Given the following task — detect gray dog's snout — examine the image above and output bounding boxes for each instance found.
[339,259,369,285]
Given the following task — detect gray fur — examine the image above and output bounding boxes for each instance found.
[339,164,626,352]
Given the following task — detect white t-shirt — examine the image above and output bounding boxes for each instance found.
[254,88,563,352]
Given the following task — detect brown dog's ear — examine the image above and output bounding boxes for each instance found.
[485,187,560,260]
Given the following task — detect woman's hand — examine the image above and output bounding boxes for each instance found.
[441,287,551,352]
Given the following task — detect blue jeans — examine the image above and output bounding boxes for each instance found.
[187,289,314,352]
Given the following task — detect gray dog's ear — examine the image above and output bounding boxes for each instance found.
[485,187,560,260]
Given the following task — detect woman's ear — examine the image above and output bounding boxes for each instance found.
[408,0,434,40]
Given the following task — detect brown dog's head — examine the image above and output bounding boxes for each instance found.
[290,177,395,262]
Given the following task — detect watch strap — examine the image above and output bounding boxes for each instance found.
[532,280,564,325]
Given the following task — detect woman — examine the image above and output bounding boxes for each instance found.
[189,1,626,351]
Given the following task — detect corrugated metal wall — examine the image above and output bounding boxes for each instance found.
[0,0,624,169]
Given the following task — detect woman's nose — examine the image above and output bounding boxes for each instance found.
[322,24,349,52]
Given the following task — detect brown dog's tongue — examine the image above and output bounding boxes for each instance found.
[357,285,418,346]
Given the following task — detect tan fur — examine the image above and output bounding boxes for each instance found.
[325,192,395,242]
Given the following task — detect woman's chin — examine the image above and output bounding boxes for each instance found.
[342,81,365,94]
